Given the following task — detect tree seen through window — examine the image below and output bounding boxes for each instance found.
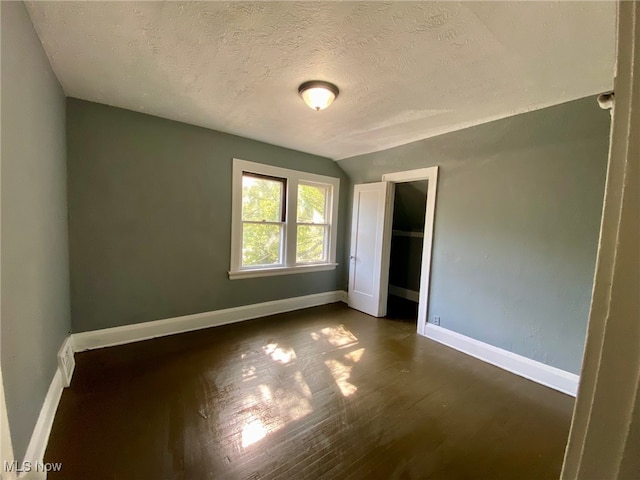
[241,174,285,267]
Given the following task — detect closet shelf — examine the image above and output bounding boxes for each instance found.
[392,230,424,238]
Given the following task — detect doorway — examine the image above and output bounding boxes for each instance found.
[347,167,438,335]
[386,180,428,324]
[382,167,438,335]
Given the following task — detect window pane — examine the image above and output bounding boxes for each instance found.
[242,223,282,266]
[297,225,326,263]
[242,174,284,222]
[297,184,327,223]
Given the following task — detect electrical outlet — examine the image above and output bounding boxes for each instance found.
[433,316,441,326]
[57,337,75,387]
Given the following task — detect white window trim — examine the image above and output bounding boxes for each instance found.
[229,158,340,280]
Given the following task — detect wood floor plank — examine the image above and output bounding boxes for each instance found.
[44,303,574,479]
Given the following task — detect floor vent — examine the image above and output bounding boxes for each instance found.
[57,337,75,387]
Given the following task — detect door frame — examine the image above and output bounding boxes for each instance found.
[382,167,439,336]
[561,2,639,477]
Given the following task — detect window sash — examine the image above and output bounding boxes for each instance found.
[297,182,329,224]
[241,171,286,223]
[242,220,286,226]
[296,223,329,264]
[241,222,285,268]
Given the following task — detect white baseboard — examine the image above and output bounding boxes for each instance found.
[338,290,348,303]
[424,323,579,396]
[389,285,420,303]
[73,290,347,352]
[1,369,16,480]
[20,366,66,479]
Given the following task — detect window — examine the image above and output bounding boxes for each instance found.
[296,183,329,263]
[230,159,340,279]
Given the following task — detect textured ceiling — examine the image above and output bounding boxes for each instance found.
[25,1,616,160]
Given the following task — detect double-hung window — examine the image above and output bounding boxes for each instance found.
[229,159,340,279]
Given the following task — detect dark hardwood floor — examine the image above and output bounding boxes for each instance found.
[45,303,574,479]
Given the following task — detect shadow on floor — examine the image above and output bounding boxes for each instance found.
[386,294,418,322]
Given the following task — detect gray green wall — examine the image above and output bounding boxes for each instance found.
[66,98,349,333]
[1,1,71,461]
[338,97,609,374]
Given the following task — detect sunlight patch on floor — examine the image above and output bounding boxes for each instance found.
[238,373,313,449]
[311,324,358,347]
[324,348,366,397]
[238,327,364,448]
[242,364,257,382]
[241,417,267,447]
[262,342,297,364]
[345,347,365,363]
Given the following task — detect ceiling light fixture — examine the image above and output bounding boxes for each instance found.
[298,81,339,111]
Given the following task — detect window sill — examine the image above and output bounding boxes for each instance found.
[228,263,338,280]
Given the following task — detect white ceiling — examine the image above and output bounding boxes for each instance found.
[25,1,616,160]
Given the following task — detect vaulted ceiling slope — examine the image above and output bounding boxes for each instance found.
[25,1,616,160]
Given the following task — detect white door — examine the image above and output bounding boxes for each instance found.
[348,182,394,317]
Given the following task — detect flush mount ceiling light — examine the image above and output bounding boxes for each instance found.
[298,81,339,111]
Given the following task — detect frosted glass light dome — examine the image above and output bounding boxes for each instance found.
[298,81,339,111]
